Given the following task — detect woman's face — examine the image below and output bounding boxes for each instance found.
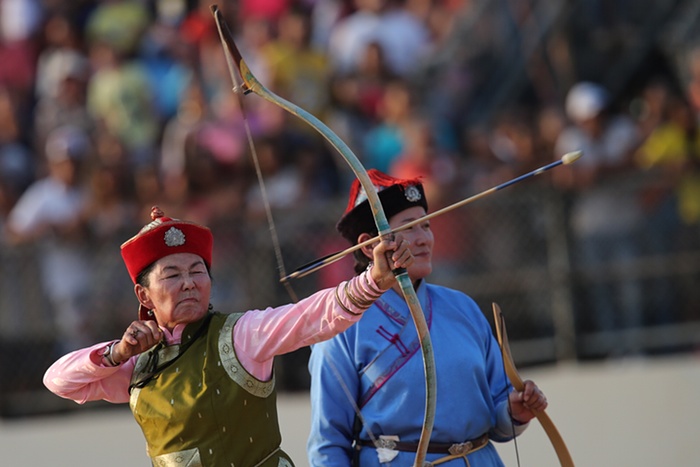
[388,206,433,282]
[136,252,212,330]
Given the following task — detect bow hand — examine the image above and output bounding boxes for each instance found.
[370,235,413,289]
[508,379,549,423]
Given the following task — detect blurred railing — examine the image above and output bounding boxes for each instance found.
[2,171,699,416]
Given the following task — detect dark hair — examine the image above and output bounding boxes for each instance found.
[136,262,156,287]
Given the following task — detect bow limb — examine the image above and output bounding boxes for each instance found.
[492,303,575,467]
[211,6,436,466]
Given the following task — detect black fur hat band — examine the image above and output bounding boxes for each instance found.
[336,169,427,245]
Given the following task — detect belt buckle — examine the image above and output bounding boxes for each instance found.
[448,441,473,456]
[375,438,398,450]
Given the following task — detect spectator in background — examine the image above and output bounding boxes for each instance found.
[635,90,700,325]
[159,77,210,189]
[81,157,140,339]
[0,86,35,217]
[326,0,386,76]
[637,94,700,234]
[467,111,548,274]
[553,81,644,357]
[85,20,159,168]
[326,0,431,78]
[34,11,86,104]
[376,0,431,78]
[235,15,275,90]
[323,40,397,168]
[389,117,456,207]
[308,0,347,52]
[244,136,305,222]
[684,45,700,121]
[0,0,43,106]
[535,105,567,163]
[362,79,414,172]
[33,48,93,153]
[350,41,397,124]
[4,125,94,354]
[0,145,34,224]
[0,0,43,340]
[138,12,196,122]
[0,138,36,336]
[262,6,330,124]
[388,117,465,279]
[84,0,150,59]
[240,0,291,24]
[181,1,240,105]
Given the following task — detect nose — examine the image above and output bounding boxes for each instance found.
[412,228,429,246]
[182,272,197,289]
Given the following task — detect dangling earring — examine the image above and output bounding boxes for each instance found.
[208,303,213,312]
[148,309,154,317]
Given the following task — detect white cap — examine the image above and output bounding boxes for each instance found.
[565,82,609,122]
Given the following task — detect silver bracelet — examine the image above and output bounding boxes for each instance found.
[334,283,362,316]
[102,341,120,367]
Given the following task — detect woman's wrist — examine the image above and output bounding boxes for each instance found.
[334,269,385,316]
[102,341,121,367]
[366,262,391,292]
[510,415,526,426]
[508,407,528,426]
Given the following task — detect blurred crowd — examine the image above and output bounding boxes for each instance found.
[1,0,700,359]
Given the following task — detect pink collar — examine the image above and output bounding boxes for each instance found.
[161,324,186,345]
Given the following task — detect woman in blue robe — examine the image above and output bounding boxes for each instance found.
[307,170,549,466]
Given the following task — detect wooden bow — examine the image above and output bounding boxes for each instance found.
[492,303,575,466]
[210,6,436,465]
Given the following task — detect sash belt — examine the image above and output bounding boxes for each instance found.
[356,433,489,455]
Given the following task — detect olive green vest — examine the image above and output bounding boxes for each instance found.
[129,312,294,467]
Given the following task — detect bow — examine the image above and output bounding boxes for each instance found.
[492,303,575,466]
[210,6,436,466]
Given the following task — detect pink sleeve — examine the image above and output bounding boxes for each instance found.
[43,341,136,404]
[234,268,384,381]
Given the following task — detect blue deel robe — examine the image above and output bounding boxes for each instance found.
[307,281,524,466]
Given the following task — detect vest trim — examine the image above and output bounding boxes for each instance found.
[152,447,201,466]
[218,313,275,397]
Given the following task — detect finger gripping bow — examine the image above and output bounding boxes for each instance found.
[211,6,436,466]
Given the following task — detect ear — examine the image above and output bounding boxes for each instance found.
[357,233,376,260]
[134,283,154,310]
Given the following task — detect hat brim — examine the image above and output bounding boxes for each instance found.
[336,183,427,244]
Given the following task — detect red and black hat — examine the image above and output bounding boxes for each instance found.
[121,206,213,319]
[336,169,428,244]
